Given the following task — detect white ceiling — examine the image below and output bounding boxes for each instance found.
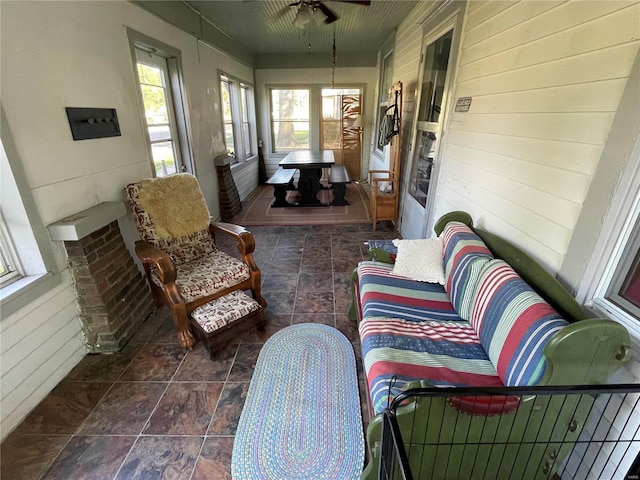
[134,0,419,65]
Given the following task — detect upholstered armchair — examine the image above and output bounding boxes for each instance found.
[124,173,266,349]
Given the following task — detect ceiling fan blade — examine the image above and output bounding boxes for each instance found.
[269,2,301,22]
[317,2,339,24]
[329,0,372,5]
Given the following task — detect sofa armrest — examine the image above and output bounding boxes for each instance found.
[540,319,632,385]
[368,248,395,264]
[348,269,360,322]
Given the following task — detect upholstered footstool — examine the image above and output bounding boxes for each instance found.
[189,290,265,359]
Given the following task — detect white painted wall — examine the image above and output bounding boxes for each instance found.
[0,0,255,440]
[432,0,640,273]
[232,158,260,201]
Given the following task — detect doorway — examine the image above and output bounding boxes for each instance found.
[321,89,362,180]
[400,7,464,239]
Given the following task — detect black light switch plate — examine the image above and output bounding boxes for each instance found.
[65,107,121,140]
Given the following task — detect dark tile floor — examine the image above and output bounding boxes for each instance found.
[1,221,398,480]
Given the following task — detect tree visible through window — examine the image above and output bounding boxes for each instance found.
[221,78,236,156]
[219,75,255,162]
[271,89,309,151]
[135,48,183,177]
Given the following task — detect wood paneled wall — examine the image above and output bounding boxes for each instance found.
[435,1,640,272]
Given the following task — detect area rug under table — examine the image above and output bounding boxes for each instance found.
[231,323,364,479]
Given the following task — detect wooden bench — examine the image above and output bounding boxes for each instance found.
[266,168,296,207]
[328,165,351,206]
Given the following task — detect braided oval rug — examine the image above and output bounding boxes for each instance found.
[231,323,364,479]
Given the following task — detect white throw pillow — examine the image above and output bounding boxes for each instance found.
[392,237,445,284]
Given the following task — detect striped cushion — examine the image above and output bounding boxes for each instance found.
[357,261,464,323]
[360,317,504,415]
[442,222,493,320]
[469,260,569,386]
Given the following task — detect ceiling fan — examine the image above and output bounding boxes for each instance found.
[278,1,371,28]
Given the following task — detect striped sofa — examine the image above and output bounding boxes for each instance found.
[351,211,632,480]
[355,221,570,416]
[351,213,631,421]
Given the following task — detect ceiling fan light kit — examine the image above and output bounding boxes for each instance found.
[312,7,328,25]
[289,0,370,29]
[292,4,311,28]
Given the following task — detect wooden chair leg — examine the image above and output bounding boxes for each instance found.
[250,271,267,308]
[170,303,196,349]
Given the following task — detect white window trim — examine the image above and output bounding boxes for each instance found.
[374,35,395,157]
[0,212,23,287]
[219,73,257,163]
[136,49,184,176]
[127,28,193,177]
[1,108,61,318]
[580,133,640,341]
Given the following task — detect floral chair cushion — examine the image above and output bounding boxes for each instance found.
[155,229,216,265]
[124,176,215,265]
[191,290,261,333]
[151,250,251,303]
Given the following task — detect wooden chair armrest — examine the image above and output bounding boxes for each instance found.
[134,240,177,285]
[210,222,256,256]
[371,177,395,185]
[369,169,393,181]
[210,223,260,274]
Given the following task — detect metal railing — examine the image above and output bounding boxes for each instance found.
[378,384,640,480]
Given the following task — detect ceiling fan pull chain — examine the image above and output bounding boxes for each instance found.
[332,32,336,88]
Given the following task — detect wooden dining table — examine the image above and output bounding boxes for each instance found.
[279,150,335,206]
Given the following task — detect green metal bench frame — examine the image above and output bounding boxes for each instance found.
[353,211,632,480]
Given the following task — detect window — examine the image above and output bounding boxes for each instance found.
[135,49,183,177]
[241,85,252,157]
[606,218,640,319]
[375,49,394,152]
[591,192,640,337]
[219,75,255,162]
[270,89,310,152]
[0,129,60,316]
[321,88,362,179]
[0,212,20,287]
[408,28,454,208]
[128,29,192,178]
[221,78,236,156]
[583,130,640,340]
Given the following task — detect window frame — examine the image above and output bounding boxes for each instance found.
[220,76,237,157]
[127,28,193,177]
[219,73,256,163]
[374,35,395,155]
[579,133,640,341]
[241,84,252,158]
[590,184,640,340]
[135,49,184,176]
[269,87,311,153]
[1,108,61,317]
[0,212,22,287]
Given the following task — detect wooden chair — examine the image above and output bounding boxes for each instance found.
[369,82,402,230]
[124,173,266,350]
